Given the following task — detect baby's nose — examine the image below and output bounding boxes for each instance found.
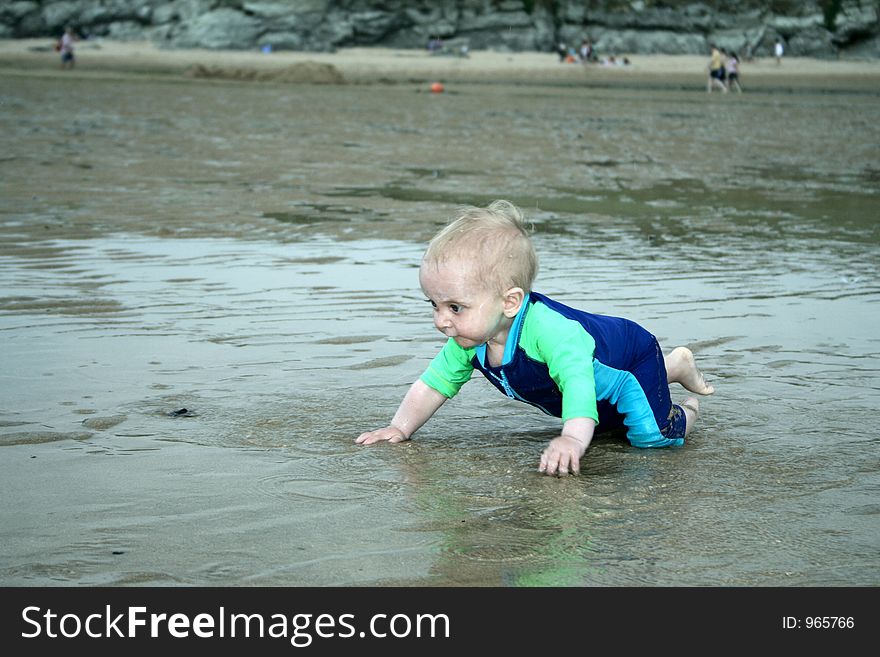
[434,311,453,330]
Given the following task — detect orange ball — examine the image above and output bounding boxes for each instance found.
[430,82,444,93]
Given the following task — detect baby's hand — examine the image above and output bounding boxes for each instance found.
[355,426,408,445]
[539,435,588,476]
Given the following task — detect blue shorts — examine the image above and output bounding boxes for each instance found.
[660,403,688,439]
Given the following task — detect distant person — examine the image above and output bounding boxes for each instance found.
[774,39,784,65]
[726,51,743,93]
[58,26,78,70]
[707,45,728,93]
[356,200,715,476]
[579,39,593,63]
[557,42,567,62]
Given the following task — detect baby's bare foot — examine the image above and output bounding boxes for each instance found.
[666,347,715,395]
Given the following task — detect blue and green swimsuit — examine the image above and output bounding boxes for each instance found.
[420,292,687,447]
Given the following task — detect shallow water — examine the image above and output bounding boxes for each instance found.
[1,73,878,586]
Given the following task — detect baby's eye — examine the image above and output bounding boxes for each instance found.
[449,304,461,313]
[425,299,437,310]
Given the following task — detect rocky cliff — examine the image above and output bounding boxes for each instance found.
[2,1,878,59]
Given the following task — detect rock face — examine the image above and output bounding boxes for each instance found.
[3,0,879,59]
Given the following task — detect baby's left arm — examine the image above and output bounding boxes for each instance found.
[529,314,600,475]
[539,417,596,476]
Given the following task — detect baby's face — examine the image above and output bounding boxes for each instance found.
[419,260,507,349]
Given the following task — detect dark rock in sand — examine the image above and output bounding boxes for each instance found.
[184,61,345,84]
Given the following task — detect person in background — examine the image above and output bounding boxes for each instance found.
[707,44,728,93]
[58,26,78,70]
[579,39,593,63]
[726,51,743,93]
[557,42,568,62]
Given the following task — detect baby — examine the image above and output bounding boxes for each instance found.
[356,200,714,475]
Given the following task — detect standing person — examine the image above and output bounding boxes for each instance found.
[774,38,784,65]
[726,51,743,93]
[356,200,715,476]
[59,26,78,70]
[707,45,728,93]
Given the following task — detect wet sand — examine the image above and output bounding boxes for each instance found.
[1,40,879,586]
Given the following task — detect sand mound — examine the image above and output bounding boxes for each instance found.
[184,61,345,84]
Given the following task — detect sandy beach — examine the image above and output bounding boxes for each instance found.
[2,37,880,91]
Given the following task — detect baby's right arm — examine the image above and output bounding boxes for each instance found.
[356,379,447,445]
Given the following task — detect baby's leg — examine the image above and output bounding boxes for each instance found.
[664,347,715,395]
[678,397,699,437]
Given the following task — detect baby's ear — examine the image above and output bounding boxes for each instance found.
[503,287,525,317]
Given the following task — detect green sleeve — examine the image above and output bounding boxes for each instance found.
[520,303,599,423]
[419,338,476,398]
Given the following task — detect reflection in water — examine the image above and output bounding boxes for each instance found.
[0,74,878,586]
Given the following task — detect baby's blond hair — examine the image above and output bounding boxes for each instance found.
[422,200,538,293]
